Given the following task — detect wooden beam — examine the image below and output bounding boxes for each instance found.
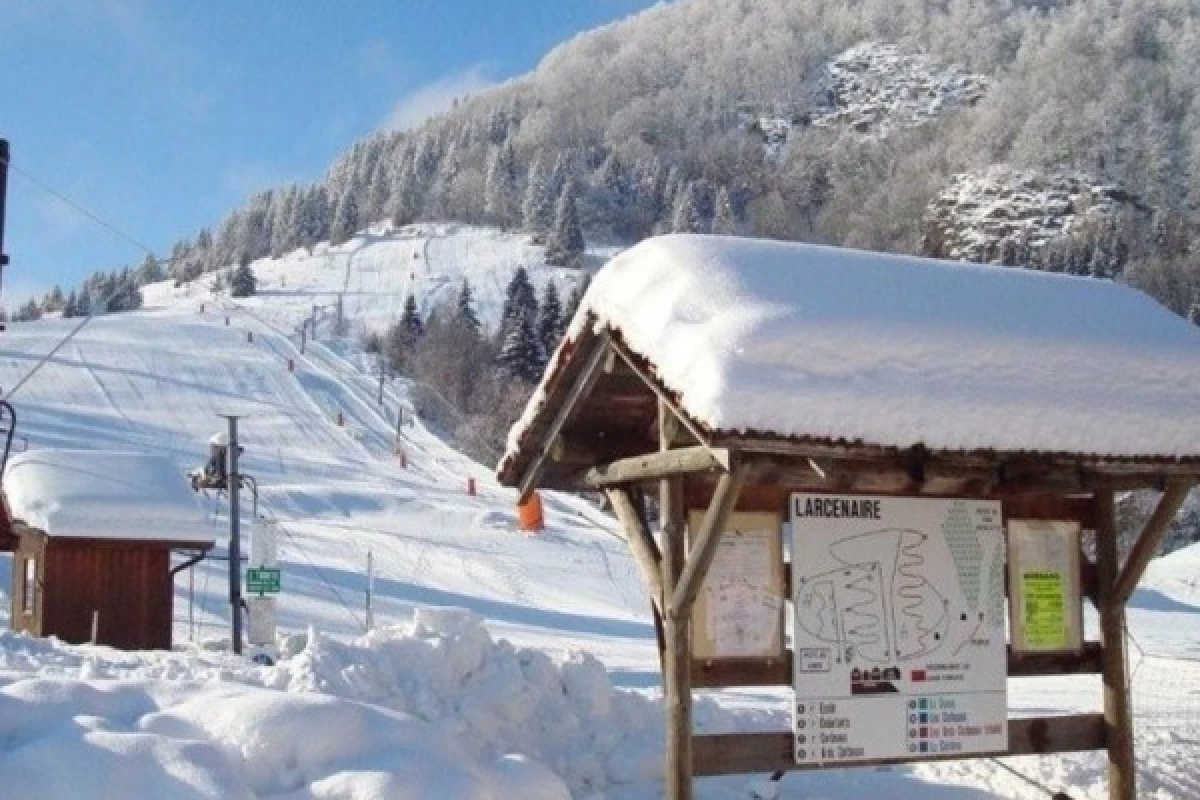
[660,403,692,800]
[606,333,710,449]
[670,462,748,618]
[606,488,665,611]
[692,714,1106,777]
[1113,481,1192,605]
[517,338,608,502]
[1094,488,1135,800]
[585,447,730,488]
[690,642,1106,688]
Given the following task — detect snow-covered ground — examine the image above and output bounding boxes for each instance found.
[0,224,1197,798]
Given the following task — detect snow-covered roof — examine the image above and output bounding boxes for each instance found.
[4,450,216,545]
[504,235,1200,472]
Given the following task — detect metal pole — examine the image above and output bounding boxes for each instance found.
[224,415,244,655]
[0,138,10,307]
[377,354,385,405]
[365,550,374,631]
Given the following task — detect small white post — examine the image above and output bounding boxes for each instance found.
[189,565,196,642]
[90,610,99,644]
[365,550,375,631]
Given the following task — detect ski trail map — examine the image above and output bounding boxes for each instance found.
[790,493,1007,766]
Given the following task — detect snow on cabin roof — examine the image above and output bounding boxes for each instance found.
[4,450,215,545]
[504,234,1200,470]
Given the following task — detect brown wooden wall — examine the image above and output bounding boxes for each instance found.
[16,537,175,650]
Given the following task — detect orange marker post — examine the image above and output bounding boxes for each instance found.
[517,492,544,534]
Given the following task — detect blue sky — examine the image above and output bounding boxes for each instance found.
[0,0,659,307]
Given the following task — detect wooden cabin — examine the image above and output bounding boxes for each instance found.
[3,450,214,651]
[498,235,1200,800]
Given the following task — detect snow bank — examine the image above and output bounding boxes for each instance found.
[4,449,214,544]
[512,234,1200,461]
[0,608,770,799]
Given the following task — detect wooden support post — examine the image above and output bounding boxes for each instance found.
[660,403,691,800]
[671,463,747,618]
[606,487,664,611]
[1094,488,1136,800]
[1113,481,1192,605]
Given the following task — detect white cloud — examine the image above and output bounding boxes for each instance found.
[382,66,495,132]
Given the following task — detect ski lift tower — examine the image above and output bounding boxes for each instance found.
[0,139,20,474]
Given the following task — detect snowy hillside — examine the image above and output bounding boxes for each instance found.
[144,222,603,337]
[0,224,1198,798]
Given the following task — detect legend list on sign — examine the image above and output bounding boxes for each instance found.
[794,693,1007,765]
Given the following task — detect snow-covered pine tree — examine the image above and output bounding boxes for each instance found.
[484,141,518,228]
[536,281,563,358]
[497,312,543,384]
[672,179,714,234]
[13,298,41,322]
[712,185,737,235]
[230,263,257,298]
[544,179,585,267]
[136,253,164,285]
[521,160,555,235]
[331,189,360,246]
[41,285,65,313]
[62,288,79,318]
[456,279,481,335]
[400,293,424,343]
[298,186,331,249]
[499,266,538,338]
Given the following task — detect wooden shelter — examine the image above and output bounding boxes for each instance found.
[498,235,1200,800]
[2,450,214,651]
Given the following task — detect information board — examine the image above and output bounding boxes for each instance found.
[1008,520,1083,654]
[689,511,785,660]
[790,494,1008,765]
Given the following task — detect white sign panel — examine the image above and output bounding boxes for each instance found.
[689,511,785,660]
[790,494,1007,765]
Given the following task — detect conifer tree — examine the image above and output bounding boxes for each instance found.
[499,266,538,338]
[331,189,360,246]
[137,254,164,285]
[544,179,585,268]
[484,141,518,228]
[522,160,555,235]
[400,293,424,343]
[497,312,543,383]
[536,282,563,358]
[230,263,257,298]
[456,279,481,335]
[712,185,737,235]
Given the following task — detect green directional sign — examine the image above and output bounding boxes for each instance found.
[246,566,281,594]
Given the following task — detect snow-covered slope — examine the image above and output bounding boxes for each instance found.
[144,222,604,339]
[0,224,1198,799]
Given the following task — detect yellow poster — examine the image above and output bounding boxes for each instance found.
[1020,571,1067,649]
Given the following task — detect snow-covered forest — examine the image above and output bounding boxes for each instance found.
[23,0,1200,322]
[77,0,1185,318]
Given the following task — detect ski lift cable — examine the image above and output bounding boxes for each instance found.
[0,153,159,256]
[0,154,184,401]
[256,500,367,632]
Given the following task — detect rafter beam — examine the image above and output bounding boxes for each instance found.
[517,338,609,502]
[604,333,711,451]
[670,459,748,618]
[1113,481,1192,605]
